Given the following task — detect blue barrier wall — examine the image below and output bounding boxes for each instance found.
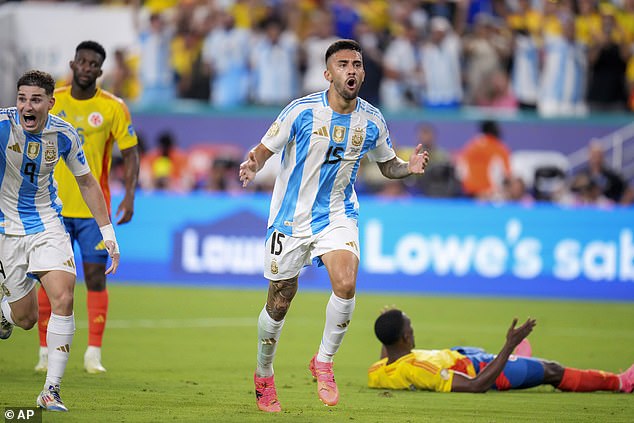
[106,193,634,301]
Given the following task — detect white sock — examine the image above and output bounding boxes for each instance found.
[255,306,285,378]
[317,293,355,363]
[45,313,75,388]
[1,299,15,325]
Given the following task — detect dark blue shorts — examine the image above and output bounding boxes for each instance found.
[63,217,108,265]
[451,346,545,390]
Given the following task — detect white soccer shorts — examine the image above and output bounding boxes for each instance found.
[264,218,360,281]
[0,229,75,302]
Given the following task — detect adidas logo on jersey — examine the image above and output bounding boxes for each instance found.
[8,143,21,153]
[312,126,329,137]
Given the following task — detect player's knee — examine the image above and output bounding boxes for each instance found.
[17,310,38,330]
[542,360,565,384]
[332,279,356,299]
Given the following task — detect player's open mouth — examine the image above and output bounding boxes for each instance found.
[23,115,36,125]
[346,78,356,89]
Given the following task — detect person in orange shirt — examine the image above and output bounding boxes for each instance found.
[457,120,511,198]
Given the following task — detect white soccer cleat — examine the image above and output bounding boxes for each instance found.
[0,298,13,340]
[34,346,48,372]
[84,346,107,374]
[36,385,68,412]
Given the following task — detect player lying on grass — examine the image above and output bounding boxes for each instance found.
[368,309,634,393]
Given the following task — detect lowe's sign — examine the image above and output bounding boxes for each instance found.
[107,193,634,301]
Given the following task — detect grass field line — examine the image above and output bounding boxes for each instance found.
[75,317,256,329]
[74,317,634,338]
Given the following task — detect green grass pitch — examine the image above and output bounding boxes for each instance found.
[1,283,633,422]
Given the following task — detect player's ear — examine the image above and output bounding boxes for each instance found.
[69,60,74,70]
[48,96,56,111]
[324,69,333,83]
[98,69,103,78]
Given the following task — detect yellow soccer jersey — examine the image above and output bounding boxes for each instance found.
[52,86,137,218]
[368,349,476,393]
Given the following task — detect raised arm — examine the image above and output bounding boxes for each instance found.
[239,143,275,188]
[75,172,120,274]
[377,143,430,179]
[450,318,537,393]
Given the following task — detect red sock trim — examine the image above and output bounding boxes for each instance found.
[87,289,108,347]
[558,368,620,392]
[37,285,51,347]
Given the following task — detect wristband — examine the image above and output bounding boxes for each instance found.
[99,223,120,254]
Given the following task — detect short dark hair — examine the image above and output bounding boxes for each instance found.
[325,39,362,64]
[374,309,405,346]
[17,70,55,96]
[76,40,107,62]
[480,120,500,138]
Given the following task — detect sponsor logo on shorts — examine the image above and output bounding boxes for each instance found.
[345,241,359,252]
[63,257,75,269]
[94,240,106,251]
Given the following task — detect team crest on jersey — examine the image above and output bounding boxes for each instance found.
[266,121,280,137]
[88,112,104,128]
[333,126,346,143]
[44,145,57,163]
[26,142,40,160]
[270,259,279,275]
[351,128,365,147]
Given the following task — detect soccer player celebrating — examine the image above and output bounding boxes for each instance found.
[369,309,634,394]
[0,70,120,411]
[35,41,139,374]
[239,39,430,412]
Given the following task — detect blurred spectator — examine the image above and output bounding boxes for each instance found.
[142,131,188,191]
[329,0,361,40]
[462,13,510,105]
[575,0,601,46]
[250,15,298,106]
[301,9,338,95]
[355,20,383,106]
[586,5,631,112]
[134,1,177,106]
[498,174,534,205]
[420,16,463,108]
[473,68,518,110]
[172,27,208,100]
[205,156,242,193]
[567,173,614,207]
[102,48,141,102]
[576,140,627,203]
[380,21,422,110]
[457,119,512,198]
[412,123,462,198]
[538,15,588,117]
[202,9,251,107]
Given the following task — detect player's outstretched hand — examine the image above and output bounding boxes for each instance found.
[239,150,258,188]
[505,317,536,349]
[104,240,120,275]
[407,144,431,175]
[115,196,134,225]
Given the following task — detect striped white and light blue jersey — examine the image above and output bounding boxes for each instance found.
[0,107,90,235]
[262,91,396,237]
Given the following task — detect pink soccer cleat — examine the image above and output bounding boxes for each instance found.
[254,373,282,412]
[618,364,634,393]
[513,338,533,358]
[309,354,339,406]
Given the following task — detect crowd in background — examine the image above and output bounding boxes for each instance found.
[108,117,634,208]
[9,0,631,206]
[92,0,634,115]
